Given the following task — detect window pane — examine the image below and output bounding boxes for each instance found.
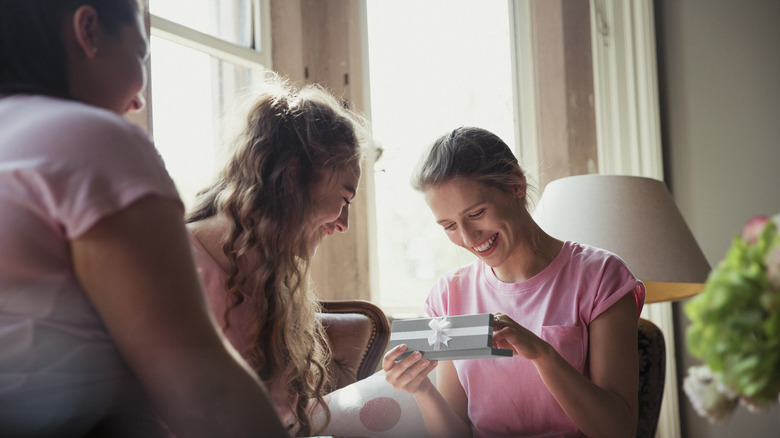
[150,36,258,208]
[150,0,253,47]
[367,0,515,315]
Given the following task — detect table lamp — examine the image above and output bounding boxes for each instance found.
[533,174,711,303]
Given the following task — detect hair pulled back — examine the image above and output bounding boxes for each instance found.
[412,126,526,196]
[0,0,139,98]
[187,75,367,436]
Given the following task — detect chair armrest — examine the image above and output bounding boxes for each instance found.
[318,300,390,389]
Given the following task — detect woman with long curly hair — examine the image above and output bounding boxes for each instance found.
[186,76,369,436]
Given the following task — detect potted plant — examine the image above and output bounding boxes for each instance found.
[683,215,780,422]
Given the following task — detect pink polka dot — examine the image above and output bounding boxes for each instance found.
[359,396,402,432]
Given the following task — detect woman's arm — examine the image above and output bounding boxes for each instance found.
[72,196,287,438]
[435,360,470,427]
[493,293,639,437]
[383,345,472,438]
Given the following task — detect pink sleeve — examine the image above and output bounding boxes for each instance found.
[32,109,182,239]
[423,271,453,318]
[589,255,646,321]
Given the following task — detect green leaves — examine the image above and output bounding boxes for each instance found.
[685,218,780,405]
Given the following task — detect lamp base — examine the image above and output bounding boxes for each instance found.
[644,281,705,304]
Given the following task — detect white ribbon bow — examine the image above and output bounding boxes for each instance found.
[427,317,452,350]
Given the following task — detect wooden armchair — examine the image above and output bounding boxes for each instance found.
[636,318,666,438]
[318,300,390,390]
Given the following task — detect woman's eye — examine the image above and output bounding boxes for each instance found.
[343,197,352,206]
[468,209,485,219]
[443,223,456,231]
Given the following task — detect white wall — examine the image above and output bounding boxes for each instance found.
[655,0,780,436]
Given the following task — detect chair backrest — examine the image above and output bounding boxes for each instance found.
[318,300,390,390]
[636,317,666,438]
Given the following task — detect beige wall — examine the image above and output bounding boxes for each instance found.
[655,0,780,435]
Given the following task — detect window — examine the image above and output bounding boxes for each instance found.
[149,0,270,208]
[145,0,518,316]
[366,0,516,315]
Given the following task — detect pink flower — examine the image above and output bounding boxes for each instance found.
[741,215,769,244]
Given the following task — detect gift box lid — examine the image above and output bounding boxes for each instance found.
[387,313,513,361]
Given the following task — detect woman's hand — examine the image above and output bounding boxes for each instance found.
[383,344,438,394]
[383,346,472,438]
[491,313,550,361]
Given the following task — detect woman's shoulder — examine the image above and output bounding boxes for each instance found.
[439,259,483,282]
[565,241,629,270]
[3,95,150,148]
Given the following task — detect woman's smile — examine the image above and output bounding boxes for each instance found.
[474,233,498,254]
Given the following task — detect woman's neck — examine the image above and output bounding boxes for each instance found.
[187,214,233,272]
[492,225,564,284]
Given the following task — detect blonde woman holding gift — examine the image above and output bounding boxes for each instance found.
[383,127,646,438]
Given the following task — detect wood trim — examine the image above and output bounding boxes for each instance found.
[590,0,663,178]
[529,0,599,190]
[320,300,390,379]
[509,1,541,188]
[149,15,270,70]
[270,0,372,302]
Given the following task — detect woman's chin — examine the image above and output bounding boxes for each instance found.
[308,230,328,257]
[309,239,323,257]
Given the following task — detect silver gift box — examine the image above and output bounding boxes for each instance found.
[388,313,513,361]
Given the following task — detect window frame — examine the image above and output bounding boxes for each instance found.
[149,2,272,72]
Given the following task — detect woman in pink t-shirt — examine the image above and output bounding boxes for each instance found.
[384,127,645,437]
[0,1,286,436]
[185,76,370,436]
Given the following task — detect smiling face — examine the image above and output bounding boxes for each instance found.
[425,177,529,271]
[307,167,361,254]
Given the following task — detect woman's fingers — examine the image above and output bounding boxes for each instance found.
[382,344,408,371]
[383,346,438,393]
[492,328,516,352]
[493,313,522,331]
[405,359,438,389]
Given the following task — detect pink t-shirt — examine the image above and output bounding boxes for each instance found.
[188,231,296,430]
[424,241,645,438]
[0,95,181,436]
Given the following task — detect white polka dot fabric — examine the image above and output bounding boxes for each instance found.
[314,371,428,437]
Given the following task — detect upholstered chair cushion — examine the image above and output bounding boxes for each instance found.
[636,318,666,438]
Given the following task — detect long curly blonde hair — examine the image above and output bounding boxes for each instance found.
[187,75,367,435]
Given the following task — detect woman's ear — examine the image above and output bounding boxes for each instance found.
[71,5,101,58]
[513,169,527,199]
[283,158,301,192]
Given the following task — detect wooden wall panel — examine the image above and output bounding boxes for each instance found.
[270,0,371,301]
[530,0,598,190]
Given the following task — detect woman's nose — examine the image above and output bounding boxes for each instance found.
[128,93,145,112]
[334,206,349,233]
[460,224,479,247]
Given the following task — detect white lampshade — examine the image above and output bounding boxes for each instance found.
[533,174,711,303]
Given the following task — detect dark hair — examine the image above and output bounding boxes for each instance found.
[412,126,526,197]
[0,0,140,98]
